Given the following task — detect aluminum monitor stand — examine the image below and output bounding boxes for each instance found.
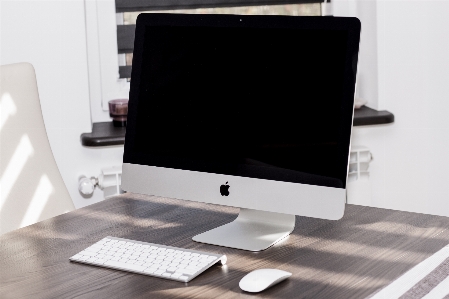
[192,208,296,251]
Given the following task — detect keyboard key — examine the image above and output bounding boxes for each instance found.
[171,273,182,278]
[162,273,172,277]
[182,269,197,275]
[166,267,177,273]
[179,275,189,281]
[79,250,97,257]
[104,260,146,272]
[95,259,106,264]
[85,246,102,252]
[154,269,165,275]
[144,268,156,274]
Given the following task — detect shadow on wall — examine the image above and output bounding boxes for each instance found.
[0,63,74,235]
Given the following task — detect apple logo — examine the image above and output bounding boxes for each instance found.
[220,181,230,196]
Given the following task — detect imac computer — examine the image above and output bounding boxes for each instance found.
[121,13,361,251]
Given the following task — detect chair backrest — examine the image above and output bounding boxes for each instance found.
[0,63,74,235]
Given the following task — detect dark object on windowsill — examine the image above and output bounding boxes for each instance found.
[109,99,129,127]
[80,107,394,147]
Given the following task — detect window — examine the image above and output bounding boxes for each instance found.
[117,3,322,80]
[84,0,326,123]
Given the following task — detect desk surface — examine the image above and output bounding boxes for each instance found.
[1,193,449,299]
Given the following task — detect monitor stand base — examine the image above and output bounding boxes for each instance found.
[192,208,295,252]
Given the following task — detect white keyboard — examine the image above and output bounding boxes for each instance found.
[70,236,227,282]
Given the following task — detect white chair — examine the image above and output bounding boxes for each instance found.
[0,62,75,235]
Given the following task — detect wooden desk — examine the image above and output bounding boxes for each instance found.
[1,193,449,299]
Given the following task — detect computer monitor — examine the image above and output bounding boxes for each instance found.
[121,13,360,251]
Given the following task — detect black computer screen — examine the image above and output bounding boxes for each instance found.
[125,14,360,189]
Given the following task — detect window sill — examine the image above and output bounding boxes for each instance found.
[81,106,394,147]
[353,106,394,126]
[81,122,125,147]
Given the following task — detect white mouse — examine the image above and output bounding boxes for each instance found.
[239,269,292,293]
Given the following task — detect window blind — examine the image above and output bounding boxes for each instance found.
[116,0,326,79]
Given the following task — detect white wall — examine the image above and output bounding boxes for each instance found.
[0,0,124,209]
[2,0,449,217]
[335,0,449,216]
